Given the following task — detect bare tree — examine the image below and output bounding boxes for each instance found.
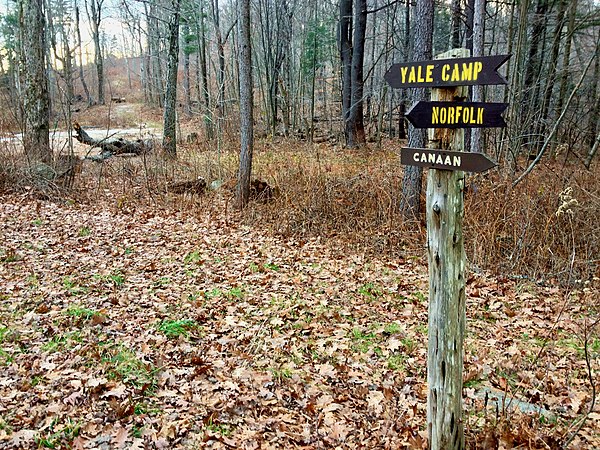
[163,0,182,157]
[86,0,105,105]
[400,0,434,218]
[236,0,254,208]
[21,0,51,164]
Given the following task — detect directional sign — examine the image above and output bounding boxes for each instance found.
[384,54,510,89]
[401,148,497,172]
[406,101,507,129]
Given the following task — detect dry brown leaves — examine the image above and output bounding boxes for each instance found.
[0,193,598,449]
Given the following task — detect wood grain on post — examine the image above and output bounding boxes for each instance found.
[426,48,469,450]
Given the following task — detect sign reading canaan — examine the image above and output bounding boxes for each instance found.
[401,148,497,172]
[384,54,510,88]
[406,101,508,129]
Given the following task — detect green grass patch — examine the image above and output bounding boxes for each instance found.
[157,319,199,339]
[65,304,103,321]
[0,248,20,263]
[77,226,91,237]
[62,277,88,296]
[184,250,203,264]
[101,345,156,389]
[358,282,383,301]
[35,417,80,449]
[94,269,125,288]
[264,262,280,271]
[269,367,293,382]
[387,354,406,371]
[42,331,83,352]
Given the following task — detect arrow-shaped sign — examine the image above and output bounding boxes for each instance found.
[384,54,510,89]
[401,148,497,173]
[405,101,508,129]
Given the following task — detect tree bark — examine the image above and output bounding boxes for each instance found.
[197,0,213,139]
[348,0,367,147]
[236,0,254,208]
[469,0,485,154]
[557,0,577,115]
[22,0,51,164]
[86,0,105,105]
[162,0,181,157]
[400,0,433,219]
[339,0,352,145]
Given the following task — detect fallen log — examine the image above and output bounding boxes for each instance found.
[73,122,153,161]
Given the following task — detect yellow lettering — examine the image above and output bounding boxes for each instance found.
[400,66,409,84]
[408,67,416,83]
[440,108,447,124]
[442,64,450,81]
[432,107,439,124]
[462,63,473,81]
[469,107,476,124]
[464,107,471,123]
[477,107,483,124]
[455,106,463,124]
[448,107,455,124]
[426,64,434,82]
[453,156,461,166]
[417,66,425,83]
[473,61,483,80]
[451,65,460,82]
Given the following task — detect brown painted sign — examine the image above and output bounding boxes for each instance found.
[384,55,509,88]
[401,148,497,172]
[406,101,508,129]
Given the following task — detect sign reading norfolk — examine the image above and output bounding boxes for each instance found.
[406,101,508,129]
[401,148,497,173]
[384,54,509,88]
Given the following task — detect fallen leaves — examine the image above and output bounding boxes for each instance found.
[0,195,598,449]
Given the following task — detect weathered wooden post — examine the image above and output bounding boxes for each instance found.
[384,48,509,449]
[425,47,469,450]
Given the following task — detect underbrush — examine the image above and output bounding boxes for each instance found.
[1,138,598,286]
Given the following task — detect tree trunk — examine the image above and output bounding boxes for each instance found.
[182,21,192,117]
[212,0,226,122]
[86,0,105,105]
[236,0,254,208]
[539,0,567,149]
[75,2,93,105]
[339,0,353,145]
[198,0,213,139]
[470,0,485,154]
[162,0,181,157]
[522,0,549,130]
[450,0,461,48]
[400,0,433,219]
[557,0,577,115]
[22,0,51,164]
[348,0,367,147]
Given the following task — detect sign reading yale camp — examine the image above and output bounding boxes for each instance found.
[384,54,510,88]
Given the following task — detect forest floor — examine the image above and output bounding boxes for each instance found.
[0,189,598,449]
[0,102,599,449]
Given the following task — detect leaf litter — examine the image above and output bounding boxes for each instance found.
[0,195,598,449]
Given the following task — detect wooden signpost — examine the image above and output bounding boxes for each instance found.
[386,48,508,450]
